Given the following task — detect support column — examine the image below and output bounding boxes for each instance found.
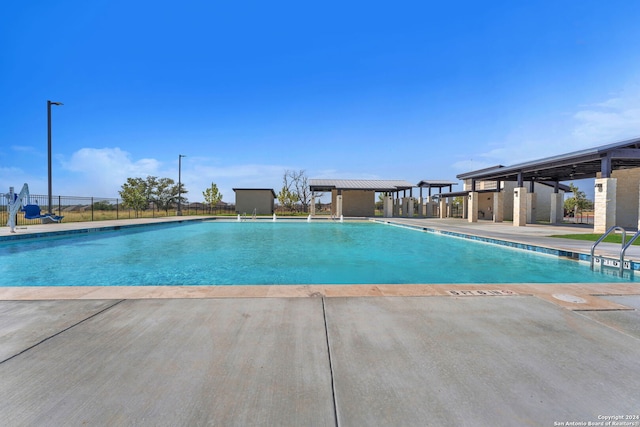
[550,193,563,224]
[462,195,468,219]
[310,194,316,216]
[403,197,415,217]
[594,178,617,234]
[439,197,447,218]
[383,195,393,218]
[468,192,478,222]
[336,191,343,217]
[526,192,537,224]
[493,191,504,222]
[513,187,527,226]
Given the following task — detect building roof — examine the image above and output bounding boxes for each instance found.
[434,181,571,199]
[309,179,414,192]
[416,180,458,188]
[457,137,640,182]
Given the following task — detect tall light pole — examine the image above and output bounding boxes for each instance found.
[47,100,63,214]
[177,154,186,215]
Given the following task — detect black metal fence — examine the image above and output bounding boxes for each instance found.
[1,194,239,227]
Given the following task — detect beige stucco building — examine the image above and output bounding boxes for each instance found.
[233,188,276,215]
[308,179,414,217]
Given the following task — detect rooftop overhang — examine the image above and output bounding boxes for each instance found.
[416,180,458,188]
[309,179,414,193]
[457,137,640,183]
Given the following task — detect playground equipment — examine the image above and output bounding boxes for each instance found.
[5,184,63,233]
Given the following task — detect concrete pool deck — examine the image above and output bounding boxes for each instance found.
[1,217,639,425]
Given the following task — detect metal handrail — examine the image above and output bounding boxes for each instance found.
[619,230,640,275]
[590,226,626,270]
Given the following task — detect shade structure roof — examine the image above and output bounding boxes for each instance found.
[457,137,640,182]
[309,179,414,192]
[416,180,458,188]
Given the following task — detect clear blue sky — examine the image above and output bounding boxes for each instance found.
[2,1,639,202]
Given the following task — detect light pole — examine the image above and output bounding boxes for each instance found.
[177,154,186,215]
[47,100,63,214]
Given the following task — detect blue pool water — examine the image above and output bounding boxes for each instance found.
[0,221,632,286]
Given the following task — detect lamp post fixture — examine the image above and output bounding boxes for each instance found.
[47,100,63,214]
[177,154,186,215]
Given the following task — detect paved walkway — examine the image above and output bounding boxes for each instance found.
[1,217,639,425]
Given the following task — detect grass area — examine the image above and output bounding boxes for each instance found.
[550,233,640,245]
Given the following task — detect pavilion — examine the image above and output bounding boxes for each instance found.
[453,138,640,232]
[309,179,414,217]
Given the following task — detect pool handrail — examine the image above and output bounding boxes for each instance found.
[619,230,640,275]
[590,226,626,270]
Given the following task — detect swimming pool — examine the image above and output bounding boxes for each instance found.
[0,221,632,286]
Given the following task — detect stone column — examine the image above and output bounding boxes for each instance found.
[310,194,316,216]
[493,191,504,222]
[550,193,563,224]
[336,194,343,217]
[439,198,447,218]
[594,178,617,234]
[383,195,393,218]
[526,192,537,224]
[513,187,527,226]
[467,192,478,222]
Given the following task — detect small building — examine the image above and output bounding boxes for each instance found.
[233,188,276,215]
[309,179,414,217]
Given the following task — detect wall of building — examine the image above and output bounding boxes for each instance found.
[504,182,563,222]
[532,182,559,221]
[612,168,640,229]
[333,189,375,216]
[476,193,494,220]
[235,190,274,215]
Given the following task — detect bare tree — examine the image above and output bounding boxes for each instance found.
[278,171,299,212]
[287,169,312,213]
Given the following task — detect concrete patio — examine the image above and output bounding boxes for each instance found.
[1,217,639,425]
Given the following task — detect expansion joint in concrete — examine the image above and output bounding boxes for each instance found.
[0,300,125,365]
[322,297,339,427]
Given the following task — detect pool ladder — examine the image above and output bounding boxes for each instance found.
[590,226,640,276]
[240,209,258,222]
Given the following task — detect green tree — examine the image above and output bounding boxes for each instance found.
[119,176,188,216]
[172,182,189,212]
[564,183,592,217]
[154,177,177,214]
[119,177,148,217]
[203,183,223,211]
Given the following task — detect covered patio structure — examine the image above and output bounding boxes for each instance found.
[308,179,414,217]
[456,138,640,232]
[416,180,458,218]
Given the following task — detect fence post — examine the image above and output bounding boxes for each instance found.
[116,199,119,220]
[91,197,94,221]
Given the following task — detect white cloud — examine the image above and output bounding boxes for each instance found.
[11,145,40,155]
[453,84,640,173]
[572,91,640,144]
[52,148,293,202]
[57,148,161,197]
